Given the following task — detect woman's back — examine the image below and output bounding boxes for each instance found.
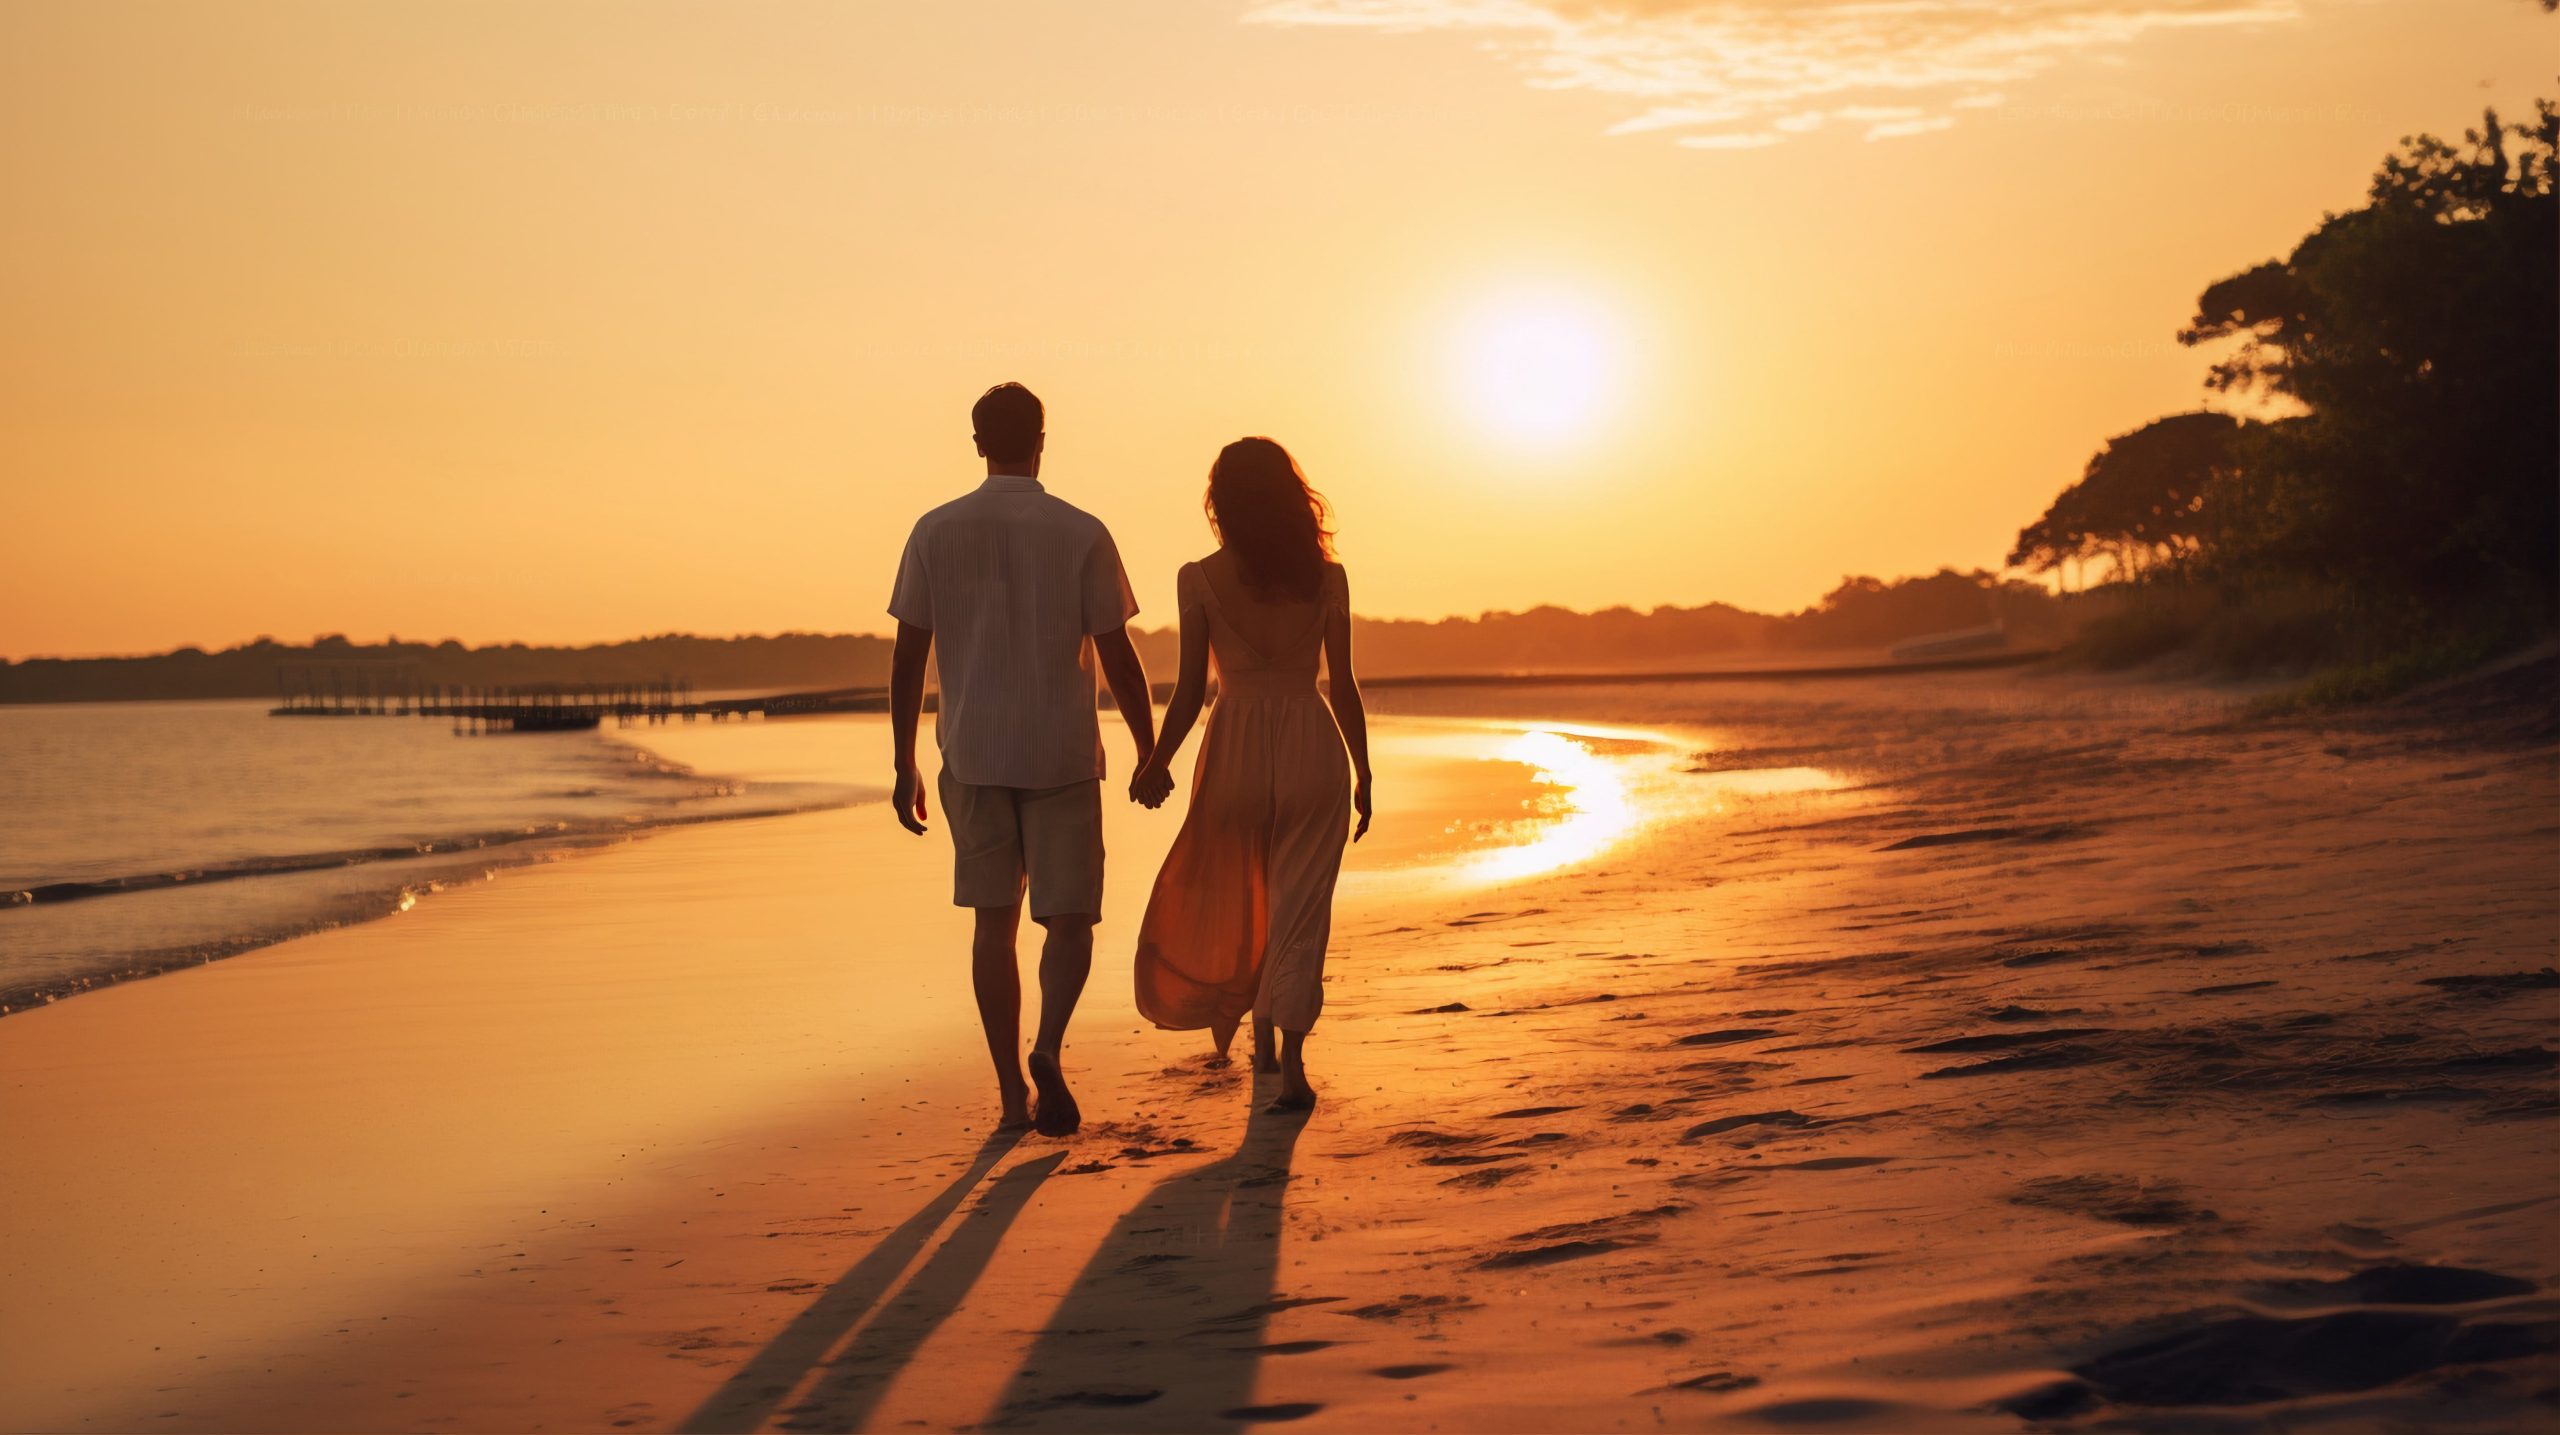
[1188,550,1342,676]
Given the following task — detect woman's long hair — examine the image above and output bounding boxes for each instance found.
[1204,437,1335,601]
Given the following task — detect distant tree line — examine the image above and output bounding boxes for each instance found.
[0,572,2068,704]
[0,632,898,706]
[2010,100,2557,635]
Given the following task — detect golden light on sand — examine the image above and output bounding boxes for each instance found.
[1466,728,1637,880]
[1451,289,1624,448]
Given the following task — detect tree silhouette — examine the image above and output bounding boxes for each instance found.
[2178,101,2557,611]
[2017,97,2557,626]
[2010,412,2243,578]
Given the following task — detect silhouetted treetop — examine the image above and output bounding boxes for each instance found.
[2031,98,2557,614]
[2011,412,2242,577]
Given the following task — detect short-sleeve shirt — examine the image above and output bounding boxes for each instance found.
[887,475,1140,789]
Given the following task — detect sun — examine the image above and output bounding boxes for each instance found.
[1450,289,1626,448]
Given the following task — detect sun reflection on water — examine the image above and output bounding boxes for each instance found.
[1461,728,1639,882]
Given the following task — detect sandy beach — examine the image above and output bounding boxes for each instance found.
[4,669,2554,1433]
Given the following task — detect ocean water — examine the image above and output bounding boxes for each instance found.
[0,683,1892,1017]
[0,701,860,1011]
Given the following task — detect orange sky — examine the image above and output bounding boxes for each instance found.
[1,0,2547,658]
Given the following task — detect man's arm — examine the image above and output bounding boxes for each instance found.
[890,621,933,834]
[1092,625,1156,773]
[1130,599,1209,809]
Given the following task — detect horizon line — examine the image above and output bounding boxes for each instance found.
[2,567,2049,665]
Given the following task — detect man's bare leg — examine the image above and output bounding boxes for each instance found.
[1252,1017,1280,1075]
[1024,914,1093,1135]
[971,904,1031,1130]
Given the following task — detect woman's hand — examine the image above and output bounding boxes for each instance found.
[1352,773,1373,841]
[1131,761,1175,810]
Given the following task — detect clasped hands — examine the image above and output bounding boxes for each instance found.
[1129,753,1175,810]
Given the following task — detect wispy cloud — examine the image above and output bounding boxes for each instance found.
[1245,0,2300,149]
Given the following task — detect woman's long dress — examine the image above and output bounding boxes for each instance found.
[1134,562,1354,1036]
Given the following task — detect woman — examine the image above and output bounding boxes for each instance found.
[1129,437,1372,1113]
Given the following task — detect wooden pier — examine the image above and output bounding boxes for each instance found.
[270,663,898,733]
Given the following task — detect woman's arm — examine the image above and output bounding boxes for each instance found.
[1131,598,1210,808]
[1322,601,1372,841]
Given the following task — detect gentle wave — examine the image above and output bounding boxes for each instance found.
[0,782,871,1015]
[7,796,851,907]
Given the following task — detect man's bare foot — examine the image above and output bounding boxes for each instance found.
[1027,1049,1080,1136]
[1265,1083,1316,1115]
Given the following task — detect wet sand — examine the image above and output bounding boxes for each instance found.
[3,671,2554,1432]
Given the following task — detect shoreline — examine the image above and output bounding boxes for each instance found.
[0,707,868,1015]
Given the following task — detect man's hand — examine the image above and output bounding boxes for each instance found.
[1352,774,1373,842]
[893,764,930,835]
[1130,760,1175,810]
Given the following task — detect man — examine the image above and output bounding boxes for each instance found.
[887,382,1157,1136]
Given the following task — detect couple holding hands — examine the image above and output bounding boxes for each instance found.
[888,383,1371,1136]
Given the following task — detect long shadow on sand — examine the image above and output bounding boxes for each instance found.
[680,1129,1045,1433]
[981,1100,1310,1431]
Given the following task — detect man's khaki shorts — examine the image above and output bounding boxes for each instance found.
[937,770,1105,921]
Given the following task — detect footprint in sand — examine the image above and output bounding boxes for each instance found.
[1477,1205,1689,1267]
[2419,969,2560,999]
[2011,1173,2217,1227]
[1771,1155,1892,1171]
[1985,1003,2086,1022]
[1440,1165,1532,1188]
[1682,1110,1815,1140]
[1664,1370,1760,1394]
[1335,1295,1477,1321]
[1387,1128,1485,1148]
[2001,1268,2549,1420]
[1903,1027,2109,1054]
[1477,1238,1629,1269]
[1920,1044,2111,1079]
[1004,1388,1163,1416]
[1220,1401,1323,1421]
[2249,1263,2536,1308]
[1491,1104,1580,1118]
[1370,1363,1455,1379]
[1675,1028,1782,1047]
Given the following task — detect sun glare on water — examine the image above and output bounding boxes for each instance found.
[1465,728,1639,881]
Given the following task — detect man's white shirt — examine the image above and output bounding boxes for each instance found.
[888,475,1140,789]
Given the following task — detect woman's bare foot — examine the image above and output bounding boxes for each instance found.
[996,1079,1032,1131]
[1264,1028,1315,1113]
